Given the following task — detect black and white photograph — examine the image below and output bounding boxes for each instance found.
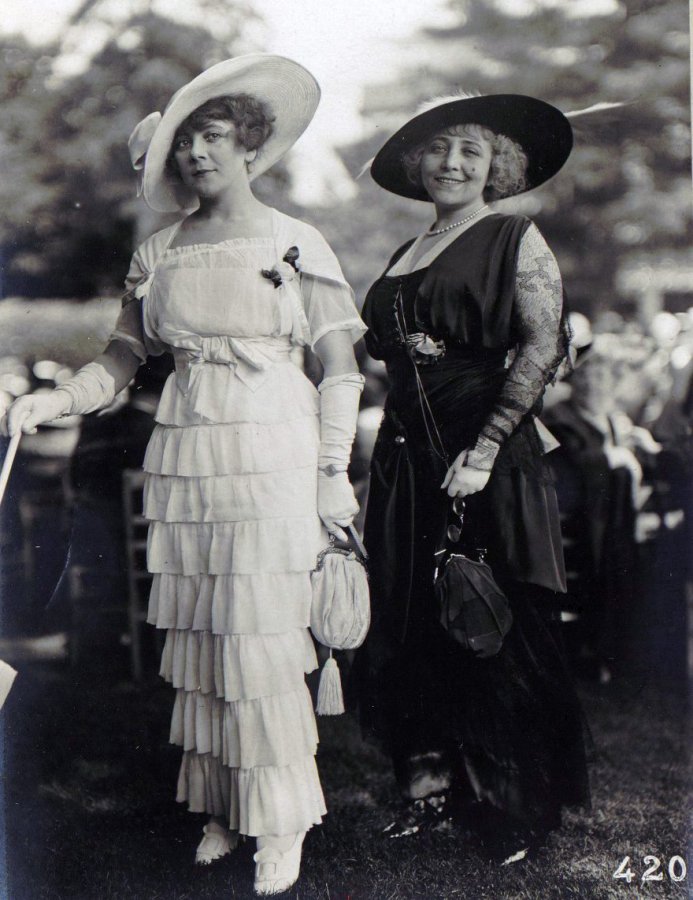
[0,0,690,897]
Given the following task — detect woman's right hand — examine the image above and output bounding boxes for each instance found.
[1,391,71,437]
[441,450,492,498]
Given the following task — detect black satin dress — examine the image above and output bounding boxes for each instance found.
[356,215,589,848]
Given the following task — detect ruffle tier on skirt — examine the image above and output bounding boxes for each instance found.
[145,357,327,836]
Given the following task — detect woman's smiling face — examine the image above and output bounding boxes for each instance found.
[172,118,252,196]
[420,126,493,213]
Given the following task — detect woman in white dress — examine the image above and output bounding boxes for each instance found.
[4,54,366,895]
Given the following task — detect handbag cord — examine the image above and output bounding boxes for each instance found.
[327,523,368,560]
[346,523,369,560]
[393,283,450,467]
[392,282,488,573]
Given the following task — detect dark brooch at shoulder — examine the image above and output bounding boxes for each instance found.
[261,246,300,289]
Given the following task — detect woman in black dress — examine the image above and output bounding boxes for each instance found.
[357,93,590,860]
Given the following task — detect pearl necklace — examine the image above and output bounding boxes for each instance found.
[426,205,488,236]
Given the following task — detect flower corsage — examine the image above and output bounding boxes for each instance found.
[261,246,300,288]
[406,332,446,365]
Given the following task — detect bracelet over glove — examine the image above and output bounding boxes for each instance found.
[317,372,365,538]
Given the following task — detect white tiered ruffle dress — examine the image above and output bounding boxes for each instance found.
[112,210,365,837]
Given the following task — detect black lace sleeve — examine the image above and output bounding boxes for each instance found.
[466,224,569,470]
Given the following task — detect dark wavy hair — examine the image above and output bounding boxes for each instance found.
[165,93,275,181]
[402,123,528,201]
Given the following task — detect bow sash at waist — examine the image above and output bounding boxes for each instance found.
[164,328,294,395]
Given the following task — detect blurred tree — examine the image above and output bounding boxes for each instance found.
[0,3,290,298]
[327,0,691,318]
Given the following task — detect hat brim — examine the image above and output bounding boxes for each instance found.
[370,94,572,201]
[143,54,320,213]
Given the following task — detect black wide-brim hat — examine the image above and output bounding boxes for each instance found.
[371,94,573,201]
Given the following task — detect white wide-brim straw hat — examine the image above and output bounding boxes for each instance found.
[128,53,321,213]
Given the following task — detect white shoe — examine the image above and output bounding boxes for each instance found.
[194,822,238,866]
[253,833,305,895]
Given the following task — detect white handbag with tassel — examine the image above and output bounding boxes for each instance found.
[310,525,370,715]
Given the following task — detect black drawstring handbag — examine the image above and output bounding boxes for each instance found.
[433,498,512,658]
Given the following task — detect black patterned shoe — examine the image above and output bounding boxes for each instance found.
[382,793,452,838]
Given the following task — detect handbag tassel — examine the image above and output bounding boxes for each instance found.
[316,651,344,716]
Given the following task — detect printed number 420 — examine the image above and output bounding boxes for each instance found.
[613,855,687,884]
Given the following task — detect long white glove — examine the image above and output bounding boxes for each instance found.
[317,372,364,540]
[5,362,116,436]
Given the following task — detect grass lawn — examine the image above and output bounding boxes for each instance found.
[2,653,689,900]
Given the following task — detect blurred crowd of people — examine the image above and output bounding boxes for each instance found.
[546,311,691,683]
[1,307,691,683]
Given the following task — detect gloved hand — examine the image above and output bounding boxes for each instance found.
[2,361,116,436]
[317,372,364,541]
[3,391,71,436]
[317,470,360,541]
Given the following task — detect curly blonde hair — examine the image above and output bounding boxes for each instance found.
[402,122,528,201]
